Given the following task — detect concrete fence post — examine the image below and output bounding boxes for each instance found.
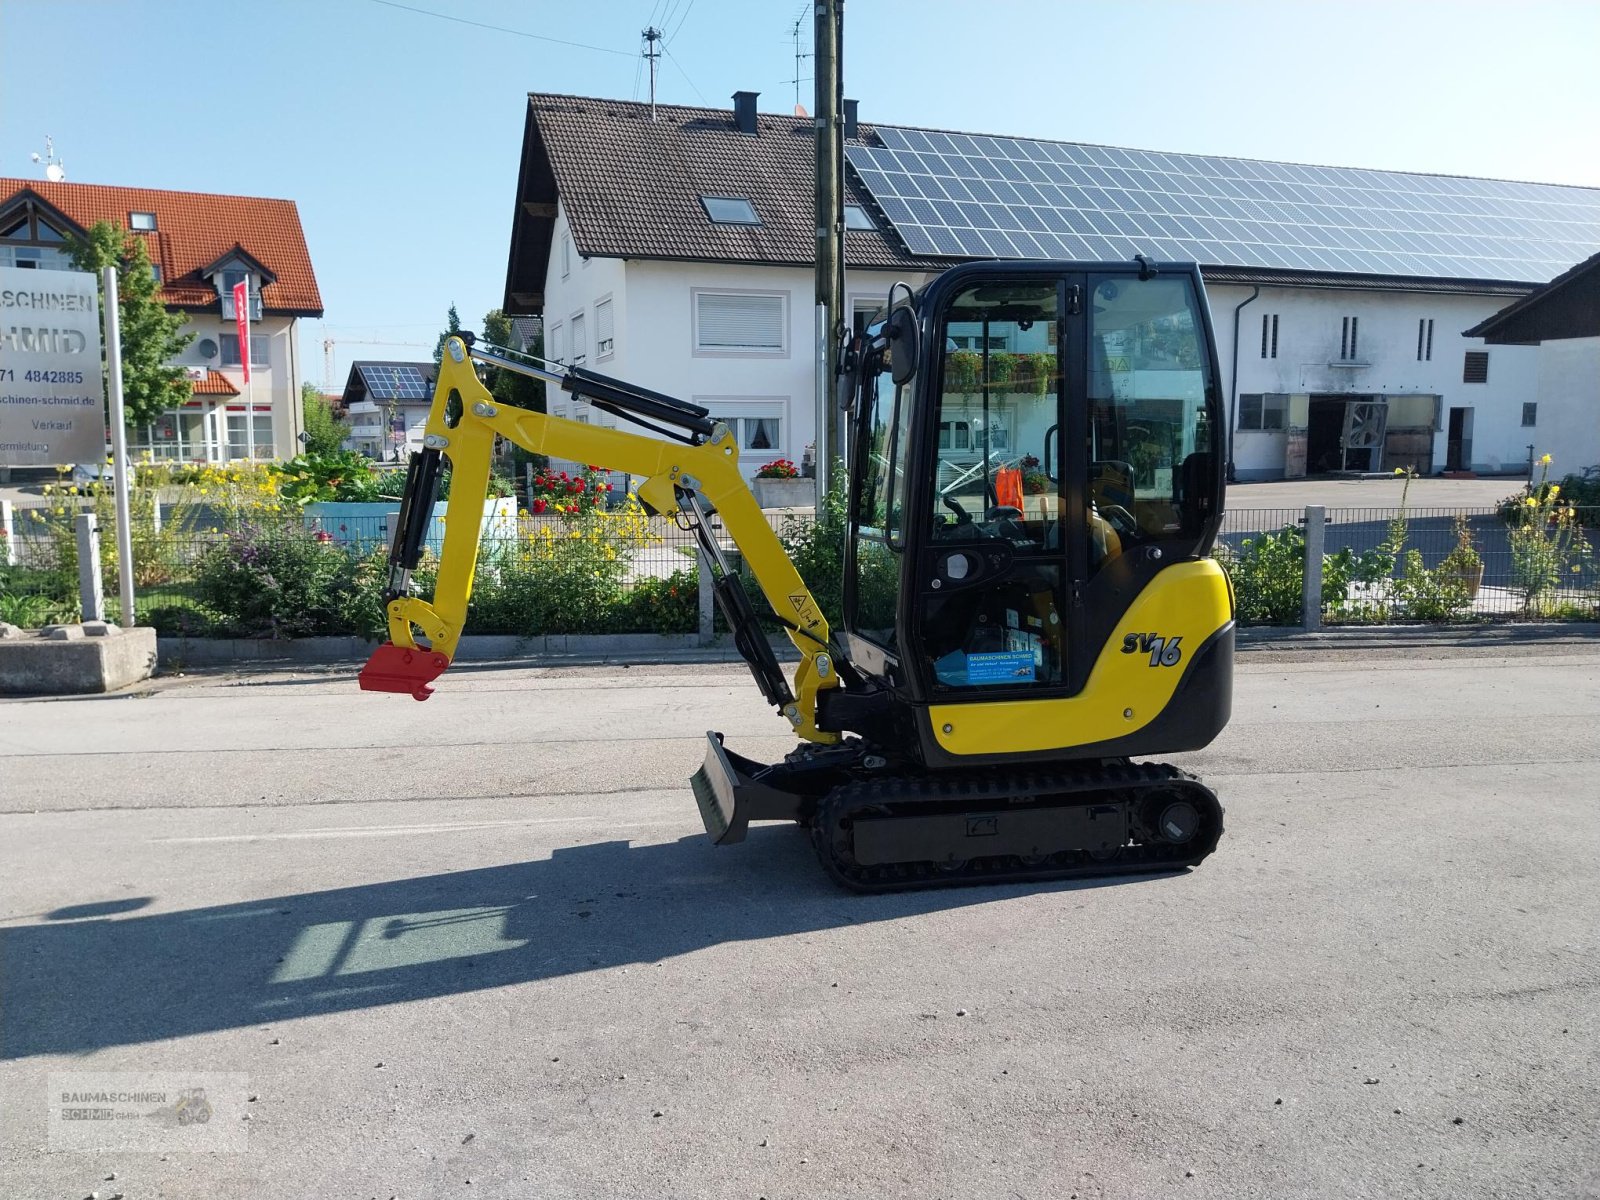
[1302,505,1326,631]
[526,463,535,511]
[697,547,715,646]
[76,512,105,623]
[384,511,400,551]
[0,498,16,567]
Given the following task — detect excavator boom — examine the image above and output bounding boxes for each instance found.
[359,335,840,744]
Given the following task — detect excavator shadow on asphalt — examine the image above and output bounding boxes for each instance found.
[2,826,1183,1059]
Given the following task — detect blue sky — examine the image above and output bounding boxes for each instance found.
[4,0,1598,390]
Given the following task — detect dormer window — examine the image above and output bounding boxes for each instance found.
[129,211,157,231]
[700,195,760,225]
[0,200,74,270]
[219,268,261,320]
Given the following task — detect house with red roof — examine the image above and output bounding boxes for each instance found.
[0,177,323,463]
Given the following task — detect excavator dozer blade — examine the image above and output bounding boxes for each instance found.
[690,732,752,845]
[688,732,811,846]
[359,642,451,701]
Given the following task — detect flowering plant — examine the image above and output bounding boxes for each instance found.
[755,458,800,480]
[528,464,613,515]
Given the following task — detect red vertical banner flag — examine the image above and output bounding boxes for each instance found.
[232,279,251,384]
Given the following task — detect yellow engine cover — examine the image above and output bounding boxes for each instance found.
[927,558,1233,757]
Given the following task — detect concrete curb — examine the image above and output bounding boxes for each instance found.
[155,621,1600,673]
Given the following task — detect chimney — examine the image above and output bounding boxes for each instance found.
[732,90,759,136]
[843,98,859,140]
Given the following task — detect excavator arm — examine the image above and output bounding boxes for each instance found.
[358,335,841,744]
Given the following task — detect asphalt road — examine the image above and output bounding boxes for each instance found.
[2,646,1598,1199]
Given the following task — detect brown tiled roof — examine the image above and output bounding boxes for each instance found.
[505,93,942,311]
[0,178,323,316]
[190,369,240,396]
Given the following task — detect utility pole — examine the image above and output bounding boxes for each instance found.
[642,26,662,122]
[813,0,845,488]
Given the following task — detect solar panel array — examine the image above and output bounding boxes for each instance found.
[847,127,1600,283]
[357,364,431,400]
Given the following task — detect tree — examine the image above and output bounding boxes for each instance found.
[301,381,346,456]
[432,302,462,364]
[482,307,546,474]
[64,221,193,427]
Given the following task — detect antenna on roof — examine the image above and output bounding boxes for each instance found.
[29,135,65,182]
[788,10,812,113]
[641,26,662,122]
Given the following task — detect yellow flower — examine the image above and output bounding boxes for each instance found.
[1540,453,1553,466]
[1548,485,1560,498]
[1393,468,1404,476]
[1525,497,1537,508]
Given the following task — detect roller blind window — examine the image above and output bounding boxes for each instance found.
[695,292,786,353]
[571,311,587,365]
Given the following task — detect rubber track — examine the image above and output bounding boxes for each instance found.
[810,760,1224,893]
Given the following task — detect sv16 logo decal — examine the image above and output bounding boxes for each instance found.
[1121,632,1183,667]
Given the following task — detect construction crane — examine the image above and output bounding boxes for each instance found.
[360,259,1233,892]
[321,335,432,393]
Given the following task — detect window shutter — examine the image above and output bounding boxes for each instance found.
[571,312,586,363]
[595,298,614,355]
[1463,350,1489,383]
[696,293,784,351]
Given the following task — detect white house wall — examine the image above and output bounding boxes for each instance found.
[1531,336,1600,476]
[1210,282,1542,478]
[540,207,927,480]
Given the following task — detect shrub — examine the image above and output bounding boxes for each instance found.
[465,502,656,635]
[270,451,390,504]
[527,465,611,514]
[775,466,848,626]
[612,569,700,634]
[1216,524,1394,625]
[1390,550,1473,622]
[194,521,369,637]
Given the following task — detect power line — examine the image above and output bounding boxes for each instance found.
[662,45,708,105]
[666,0,696,45]
[366,0,633,57]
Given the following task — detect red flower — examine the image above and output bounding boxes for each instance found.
[314,530,334,543]
[532,498,548,514]
[605,483,613,491]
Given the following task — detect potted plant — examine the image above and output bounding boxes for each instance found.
[278,451,516,551]
[1439,513,1485,600]
[752,458,814,509]
[944,350,980,395]
[1019,453,1050,495]
[1010,353,1057,396]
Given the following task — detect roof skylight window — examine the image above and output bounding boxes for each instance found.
[700,195,760,225]
[844,204,877,231]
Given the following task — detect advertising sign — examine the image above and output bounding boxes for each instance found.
[0,265,105,466]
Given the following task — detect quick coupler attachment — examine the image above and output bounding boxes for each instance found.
[359,643,451,701]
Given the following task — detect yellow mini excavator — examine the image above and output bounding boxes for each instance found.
[360,259,1234,891]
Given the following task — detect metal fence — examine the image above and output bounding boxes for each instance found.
[1218,504,1598,624]
[3,495,1595,633]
